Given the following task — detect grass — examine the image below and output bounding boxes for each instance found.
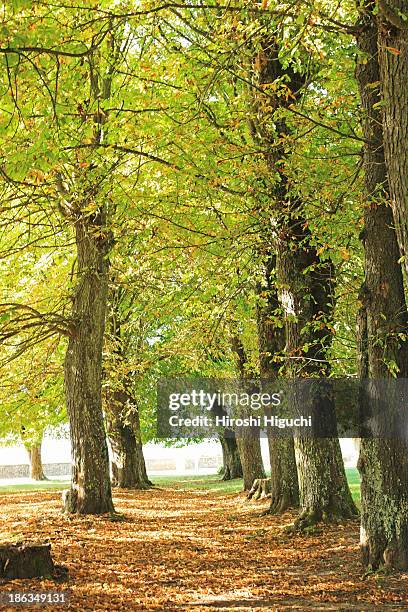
[153,473,245,494]
[345,467,361,507]
[0,469,361,503]
[0,479,69,494]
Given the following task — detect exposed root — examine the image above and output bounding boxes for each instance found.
[266,493,296,515]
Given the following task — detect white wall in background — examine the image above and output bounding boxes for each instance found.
[0,435,358,472]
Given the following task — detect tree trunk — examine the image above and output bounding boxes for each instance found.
[61,44,116,515]
[26,443,47,481]
[64,219,114,514]
[229,334,266,490]
[107,390,151,490]
[109,422,148,489]
[134,406,151,486]
[256,257,299,513]
[355,2,408,569]
[268,438,298,513]
[294,437,357,527]
[377,0,408,285]
[105,286,151,490]
[235,434,266,491]
[219,432,243,480]
[276,213,357,527]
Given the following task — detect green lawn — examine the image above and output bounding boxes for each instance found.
[345,467,361,507]
[0,480,69,494]
[0,469,361,504]
[153,473,245,494]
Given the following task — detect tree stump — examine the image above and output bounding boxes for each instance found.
[0,543,55,579]
[247,477,272,500]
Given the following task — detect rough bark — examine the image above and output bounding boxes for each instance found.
[61,46,116,515]
[294,437,357,527]
[64,218,114,514]
[0,544,55,579]
[235,435,266,491]
[356,2,408,570]
[219,432,243,480]
[107,390,151,490]
[135,416,151,486]
[256,257,299,513]
[277,226,357,527]
[230,335,266,491]
[26,442,47,481]
[268,438,298,513]
[377,0,408,285]
[105,281,151,490]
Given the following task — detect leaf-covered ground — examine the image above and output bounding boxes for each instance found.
[0,486,407,610]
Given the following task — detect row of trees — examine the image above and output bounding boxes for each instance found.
[0,0,407,570]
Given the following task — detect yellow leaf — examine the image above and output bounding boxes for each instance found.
[340,247,350,260]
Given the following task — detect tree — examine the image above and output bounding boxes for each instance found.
[25,439,47,482]
[377,0,408,286]
[0,3,191,513]
[277,201,357,527]
[61,37,118,513]
[219,432,243,480]
[107,394,151,490]
[250,30,356,527]
[154,5,357,521]
[355,0,408,570]
[230,334,266,491]
[105,284,151,490]
[2,2,405,553]
[256,258,299,512]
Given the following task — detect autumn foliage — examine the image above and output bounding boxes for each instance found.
[0,486,407,610]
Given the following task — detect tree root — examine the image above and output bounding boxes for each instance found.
[291,509,323,531]
[265,493,296,515]
[289,504,359,532]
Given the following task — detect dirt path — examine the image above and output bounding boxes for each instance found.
[0,488,407,610]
